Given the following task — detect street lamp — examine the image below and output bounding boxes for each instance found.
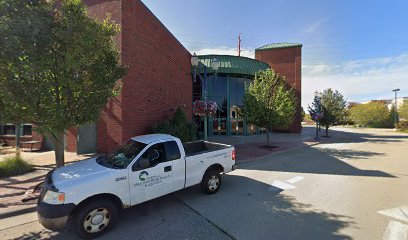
[392,88,400,128]
[313,91,322,140]
[191,53,219,140]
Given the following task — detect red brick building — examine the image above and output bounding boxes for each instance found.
[255,43,303,133]
[1,0,302,154]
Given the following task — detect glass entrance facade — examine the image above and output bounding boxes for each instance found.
[193,75,262,137]
[192,55,270,138]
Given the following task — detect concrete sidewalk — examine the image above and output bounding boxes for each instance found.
[0,126,317,218]
[0,151,94,218]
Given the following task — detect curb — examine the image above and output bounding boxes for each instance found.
[0,205,37,220]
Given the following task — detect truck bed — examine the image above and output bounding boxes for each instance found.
[183,141,231,157]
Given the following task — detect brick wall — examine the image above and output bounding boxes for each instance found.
[65,128,77,152]
[79,0,192,154]
[120,0,192,145]
[0,128,43,150]
[255,47,302,133]
[79,0,123,154]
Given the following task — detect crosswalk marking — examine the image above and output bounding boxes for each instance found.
[383,221,408,240]
[269,180,297,191]
[378,206,408,223]
[286,176,304,184]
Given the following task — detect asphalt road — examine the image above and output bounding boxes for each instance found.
[1,127,408,240]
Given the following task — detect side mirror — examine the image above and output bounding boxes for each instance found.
[138,157,151,169]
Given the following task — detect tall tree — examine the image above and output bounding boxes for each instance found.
[308,93,323,122]
[243,69,297,146]
[0,90,29,157]
[350,102,394,128]
[0,0,126,167]
[310,89,347,137]
[398,100,408,121]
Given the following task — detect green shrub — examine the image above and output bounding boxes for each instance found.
[350,102,394,128]
[153,107,197,142]
[397,121,408,132]
[0,156,34,178]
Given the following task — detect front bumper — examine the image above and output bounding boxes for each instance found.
[37,201,76,231]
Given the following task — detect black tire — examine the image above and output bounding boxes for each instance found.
[74,199,118,239]
[201,170,222,194]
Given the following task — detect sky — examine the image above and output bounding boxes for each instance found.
[141,0,408,110]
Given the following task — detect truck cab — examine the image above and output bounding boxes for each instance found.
[38,134,236,239]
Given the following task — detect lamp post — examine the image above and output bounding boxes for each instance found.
[392,88,400,128]
[191,53,220,141]
[313,91,322,140]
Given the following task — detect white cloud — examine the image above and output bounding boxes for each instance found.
[302,17,329,34]
[190,47,255,59]
[302,53,408,110]
[191,47,408,112]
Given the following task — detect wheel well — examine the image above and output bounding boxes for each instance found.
[73,193,124,214]
[205,164,224,174]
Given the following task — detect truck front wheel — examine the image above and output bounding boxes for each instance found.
[74,199,118,239]
[202,170,222,194]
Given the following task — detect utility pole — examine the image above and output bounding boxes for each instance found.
[392,88,400,128]
[237,33,241,56]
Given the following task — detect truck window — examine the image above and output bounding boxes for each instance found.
[164,141,181,160]
[98,140,147,169]
[141,143,167,167]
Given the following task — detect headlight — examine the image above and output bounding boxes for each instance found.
[42,190,65,204]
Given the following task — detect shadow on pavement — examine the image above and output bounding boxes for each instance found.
[241,145,394,178]
[318,128,408,145]
[9,174,354,240]
[317,148,385,160]
[175,174,355,240]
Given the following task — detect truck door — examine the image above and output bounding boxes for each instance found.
[129,142,174,205]
[164,141,185,191]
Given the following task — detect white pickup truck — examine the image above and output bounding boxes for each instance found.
[37,134,237,239]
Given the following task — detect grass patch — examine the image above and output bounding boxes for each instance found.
[0,156,34,178]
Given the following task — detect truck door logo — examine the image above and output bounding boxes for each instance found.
[139,171,149,181]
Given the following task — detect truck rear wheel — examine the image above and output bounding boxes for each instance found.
[202,170,222,194]
[74,199,118,239]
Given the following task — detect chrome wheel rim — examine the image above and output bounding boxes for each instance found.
[208,175,220,191]
[83,208,110,233]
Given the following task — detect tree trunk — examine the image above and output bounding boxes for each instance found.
[325,126,329,137]
[15,123,21,158]
[51,132,65,167]
[266,128,270,146]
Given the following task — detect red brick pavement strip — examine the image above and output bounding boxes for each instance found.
[0,158,93,214]
[0,169,47,211]
[235,140,319,163]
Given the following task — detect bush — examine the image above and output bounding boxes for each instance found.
[399,100,408,120]
[397,121,408,132]
[0,156,34,178]
[153,107,197,142]
[350,102,394,128]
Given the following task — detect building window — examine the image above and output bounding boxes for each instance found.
[22,124,32,136]
[2,125,16,135]
[0,124,33,136]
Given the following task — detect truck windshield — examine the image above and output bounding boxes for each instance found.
[97,140,147,169]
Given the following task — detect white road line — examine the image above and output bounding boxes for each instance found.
[269,180,297,191]
[378,206,408,223]
[383,221,408,240]
[286,176,304,184]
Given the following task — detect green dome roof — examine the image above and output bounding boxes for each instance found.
[196,55,269,77]
[255,42,302,51]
